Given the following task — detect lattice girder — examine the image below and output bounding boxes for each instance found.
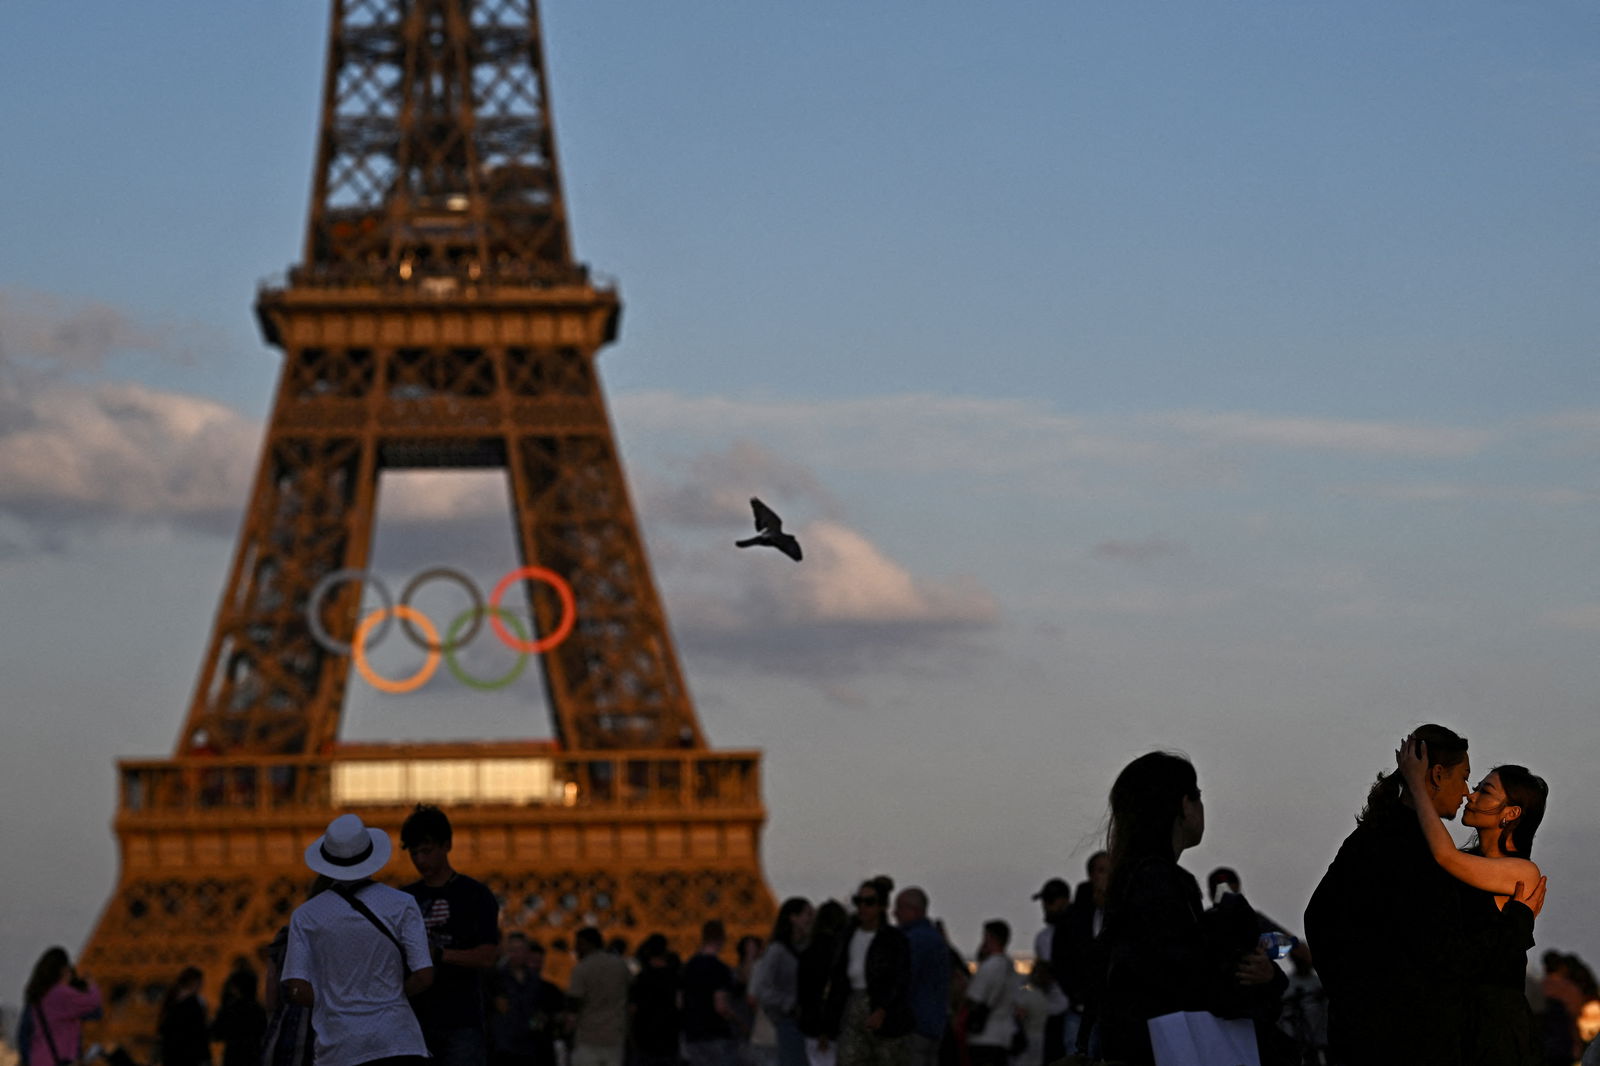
[305,0,573,285]
[178,285,702,757]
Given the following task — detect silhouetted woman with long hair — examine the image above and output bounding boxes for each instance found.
[1095,751,1284,1066]
[23,947,101,1066]
[1398,736,1550,1066]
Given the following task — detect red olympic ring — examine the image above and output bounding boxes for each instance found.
[489,566,577,654]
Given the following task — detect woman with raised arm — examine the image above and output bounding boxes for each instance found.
[1398,735,1551,1066]
[23,947,101,1066]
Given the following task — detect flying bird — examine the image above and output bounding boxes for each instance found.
[736,497,803,561]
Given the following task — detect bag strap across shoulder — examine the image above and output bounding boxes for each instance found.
[33,1003,72,1066]
[332,883,414,974]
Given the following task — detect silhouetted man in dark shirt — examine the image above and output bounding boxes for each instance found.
[402,804,502,1066]
[1305,725,1471,1066]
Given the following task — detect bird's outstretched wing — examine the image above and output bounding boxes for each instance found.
[750,496,784,533]
[773,533,803,562]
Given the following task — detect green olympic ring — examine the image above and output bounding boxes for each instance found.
[443,606,531,691]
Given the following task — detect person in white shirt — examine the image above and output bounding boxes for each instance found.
[1009,960,1055,1066]
[281,813,435,1066]
[963,921,1016,1066]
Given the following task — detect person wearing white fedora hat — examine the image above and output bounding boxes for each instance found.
[281,814,435,1066]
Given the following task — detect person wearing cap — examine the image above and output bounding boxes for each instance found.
[1029,878,1073,1063]
[281,813,434,1066]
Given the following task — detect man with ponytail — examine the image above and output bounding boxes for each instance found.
[1305,724,1472,1066]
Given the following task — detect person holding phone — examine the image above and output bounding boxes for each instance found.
[1397,736,1549,1066]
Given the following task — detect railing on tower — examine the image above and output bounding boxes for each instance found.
[118,746,764,822]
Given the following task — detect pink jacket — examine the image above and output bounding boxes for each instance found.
[29,982,103,1066]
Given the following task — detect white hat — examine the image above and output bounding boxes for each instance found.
[305,813,392,880]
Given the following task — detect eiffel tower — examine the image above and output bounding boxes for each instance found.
[80,0,774,1049]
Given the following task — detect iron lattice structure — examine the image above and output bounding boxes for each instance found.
[81,1,775,1050]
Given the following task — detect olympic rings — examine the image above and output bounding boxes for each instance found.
[305,565,578,691]
[445,607,531,691]
[400,567,483,652]
[308,568,394,656]
[490,567,577,653]
[353,605,440,694]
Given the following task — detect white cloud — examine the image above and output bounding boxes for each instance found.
[0,381,259,533]
[771,520,997,626]
[378,470,507,523]
[1151,412,1493,458]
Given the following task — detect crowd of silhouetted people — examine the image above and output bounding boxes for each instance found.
[14,727,1595,1066]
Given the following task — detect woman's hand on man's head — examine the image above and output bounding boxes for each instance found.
[1395,734,1429,787]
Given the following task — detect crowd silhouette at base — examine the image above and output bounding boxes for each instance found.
[16,726,1597,1066]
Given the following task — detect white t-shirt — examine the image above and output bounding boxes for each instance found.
[1011,984,1051,1066]
[1031,927,1070,1014]
[966,953,1017,1048]
[283,882,432,1066]
[847,928,876,991]
[1032,927,1052,963]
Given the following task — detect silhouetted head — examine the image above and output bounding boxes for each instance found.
[1076,851,1110,907]
[25,947,72,1006]
[1106,751,1202,907]
[159,966,205,1023]
[574,926,604,957]
[1207,866,1241,902]
[701,919,727,949]
[223,967,258,1004]
[400,803,452,849]
[1362,724,1469,823]
[893,886,929,927]
[771,897,815,948]
[980,919,1011,956]
[813,899,850,942]
[401,803,454,881]
[636,932,670,964]
[853,881,888,929]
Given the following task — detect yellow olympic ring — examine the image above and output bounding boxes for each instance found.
[352,605,441,694]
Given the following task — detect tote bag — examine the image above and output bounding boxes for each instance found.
[1146,1011,1259,1066]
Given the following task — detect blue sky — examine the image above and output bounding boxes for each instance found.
[2,0,1598,1001]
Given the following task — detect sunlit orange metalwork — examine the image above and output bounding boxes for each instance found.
[80,1,775,1051]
